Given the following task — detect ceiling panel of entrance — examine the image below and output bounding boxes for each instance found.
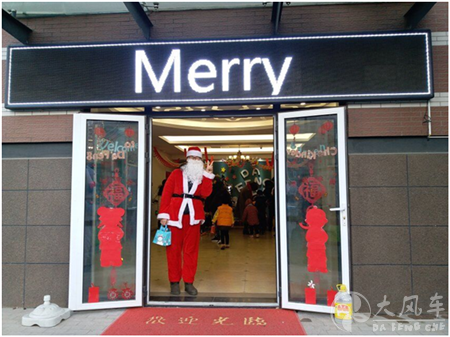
[152,117,274,158]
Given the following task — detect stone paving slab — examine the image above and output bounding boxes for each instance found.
[2,308,448,335]
[2,308,125,335]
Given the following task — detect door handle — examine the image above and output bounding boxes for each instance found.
[329,207,345,212]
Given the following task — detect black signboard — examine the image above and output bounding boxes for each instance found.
[5,31,433,109]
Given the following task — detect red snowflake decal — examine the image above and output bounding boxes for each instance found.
[121,283,134,300]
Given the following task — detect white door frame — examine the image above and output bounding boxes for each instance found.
[277,107,350,313]
[68,113,146,310]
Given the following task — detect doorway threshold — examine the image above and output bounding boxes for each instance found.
[148,292,278,307]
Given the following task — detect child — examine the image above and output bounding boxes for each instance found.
[242,198,260,238]
[212,192,234,249]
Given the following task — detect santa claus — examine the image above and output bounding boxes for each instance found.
[157,146,214,295]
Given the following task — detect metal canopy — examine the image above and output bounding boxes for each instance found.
[124,2,153,40]
[2,9,32,44]
[404,2,436,29]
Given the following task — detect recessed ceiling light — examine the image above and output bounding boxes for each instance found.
[201,109,206,112]
[152,119,273,130]
[175,146,273,154]
[300,102,306,106]
[160,134,274,144]
[256,107,261,110]
[155,106,161,109]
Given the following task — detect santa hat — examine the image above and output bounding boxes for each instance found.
[186,146,202,158]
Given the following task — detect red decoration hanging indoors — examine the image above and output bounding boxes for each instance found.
[103,169,129,207]
[97,207,125,267]
[124,127,135,137]
[94,127,106,138]
[299,206,329,273]
[289,123,300,135]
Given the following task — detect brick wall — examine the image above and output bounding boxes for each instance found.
[2,2,448,141]
[2,2,447,45]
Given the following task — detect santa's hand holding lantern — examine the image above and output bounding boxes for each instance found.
[157,146,214,296]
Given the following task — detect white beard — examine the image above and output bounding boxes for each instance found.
[181,159,204,183]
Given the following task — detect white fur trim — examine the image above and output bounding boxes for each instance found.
[186,149,202,158]
[157,213,170,220]
[203,170,215,179]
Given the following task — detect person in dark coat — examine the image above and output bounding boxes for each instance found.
[254,190,267,235]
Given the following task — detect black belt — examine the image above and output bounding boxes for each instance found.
[172,193,205,202]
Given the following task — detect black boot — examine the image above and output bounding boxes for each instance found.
[170,282,180,295]
[184,283,198,296]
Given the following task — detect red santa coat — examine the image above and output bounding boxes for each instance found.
[157,168,214,228]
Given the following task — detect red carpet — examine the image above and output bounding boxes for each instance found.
[102,307,306,335]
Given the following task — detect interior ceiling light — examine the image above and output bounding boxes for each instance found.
[175,146,273,154]
[160,133,314,144]
[286,133,315,142]
[160,134,274,144]
[152,119,273,130]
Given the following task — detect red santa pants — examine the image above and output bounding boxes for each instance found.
[166,214,200,283]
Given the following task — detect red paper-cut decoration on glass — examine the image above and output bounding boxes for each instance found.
[97,207,125,267]
[88,283,99,303]
[103,169,129,207]
[298,177,326,204]
[107,267,119,301]
[94,127,106,138]
[305,280,317,304]
[121,283,134,300]
[329,178,336,186]
[100,178,109,185]
[89,181,96,189]
[124,127,135,137]
[126,179,135,186]
[327,288,338,306]
[299,206,329,273]
[107,288,119,300]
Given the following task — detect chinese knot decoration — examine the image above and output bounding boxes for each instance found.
[97,207,125,267]
[299,205,329,273]
[103,168,129,207]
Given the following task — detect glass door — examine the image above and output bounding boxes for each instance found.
[69,113,146,310]
[278,107,349,313]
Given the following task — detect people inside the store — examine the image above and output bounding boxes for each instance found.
[205,176,227,241]
[212,192,235,250]
[157,146,215,296]
[242,198,260,238]
[254,190,267,235]
[264,179,275,232]
[237,182,259,234]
